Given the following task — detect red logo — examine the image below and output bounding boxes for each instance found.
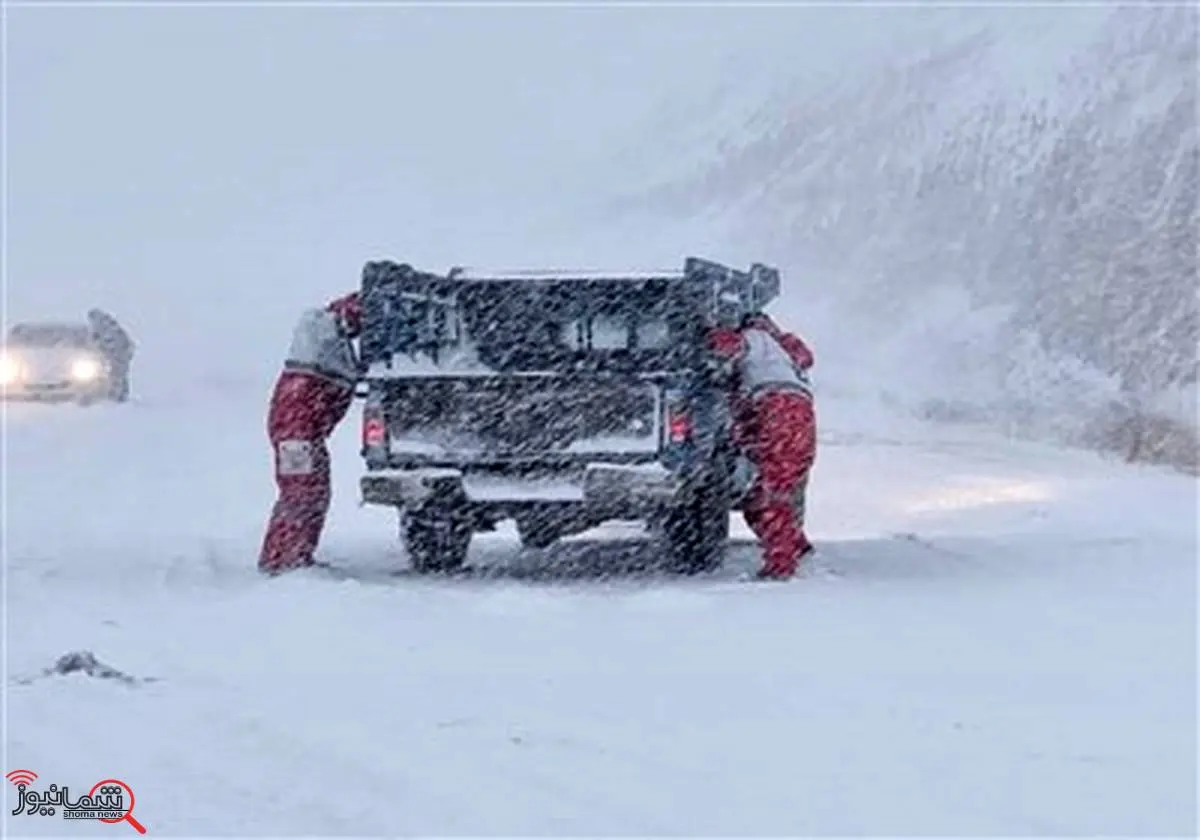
[89,779,147,834]
[5,770,37,788]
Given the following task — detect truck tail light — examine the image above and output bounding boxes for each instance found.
[363,414,387,448]
[667,403,692,443]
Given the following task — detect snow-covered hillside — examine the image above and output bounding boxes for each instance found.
[609,5,1198,472]
[5,392,1196,836]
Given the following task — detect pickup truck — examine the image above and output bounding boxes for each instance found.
[355,257,781,574]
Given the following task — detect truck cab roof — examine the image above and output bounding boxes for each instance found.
[445,267,686,283]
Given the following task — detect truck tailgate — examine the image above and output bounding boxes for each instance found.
[376,375,664,460]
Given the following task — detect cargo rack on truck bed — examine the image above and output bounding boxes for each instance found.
[356,256,781,377]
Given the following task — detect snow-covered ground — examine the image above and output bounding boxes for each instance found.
[4,387,1195,836]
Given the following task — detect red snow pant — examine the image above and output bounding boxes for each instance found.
[739,390,817,578]
[258,370,354,574]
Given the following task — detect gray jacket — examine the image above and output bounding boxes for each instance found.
[87,309,134,362]
[283,308,359,389]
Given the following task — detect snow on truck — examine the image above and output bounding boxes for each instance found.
[355,257,781,574]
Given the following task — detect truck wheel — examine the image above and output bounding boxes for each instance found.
[515,515,561,550]
[662,469,731,574]
[400,506,471,573]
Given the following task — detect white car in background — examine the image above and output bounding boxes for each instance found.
[1,322,113,405]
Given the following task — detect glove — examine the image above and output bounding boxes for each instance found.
[327,293,363,339]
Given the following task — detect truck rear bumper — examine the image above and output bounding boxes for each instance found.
[360,463,681,519]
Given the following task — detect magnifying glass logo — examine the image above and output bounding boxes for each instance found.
[87,779,147,834]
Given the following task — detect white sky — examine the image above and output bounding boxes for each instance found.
[5,3,1110,382]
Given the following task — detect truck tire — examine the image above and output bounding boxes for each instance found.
[515,515,561,550]
[400,506,471,573]
[662,468,731,574]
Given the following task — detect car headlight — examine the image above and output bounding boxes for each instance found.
[0,355,21,385]
[71,357,102,381]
